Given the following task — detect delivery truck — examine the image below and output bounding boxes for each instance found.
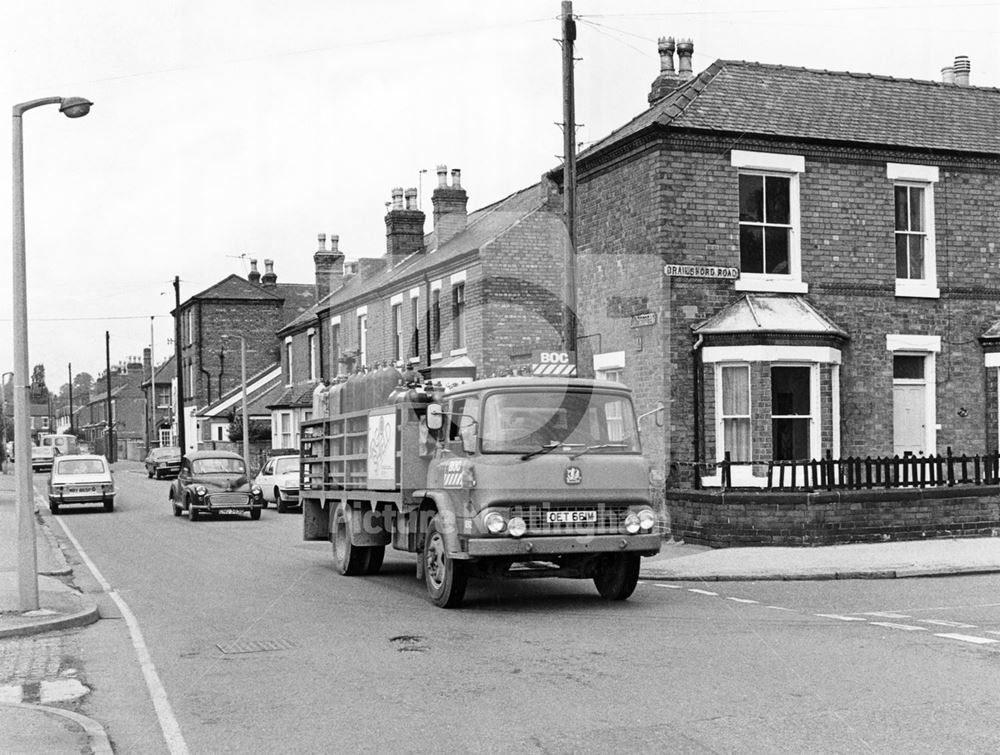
[300,371,661,607]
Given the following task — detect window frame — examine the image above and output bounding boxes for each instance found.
[392,302,403,361]
[732,150,806,294]
[888,163,939,299]
[451,282,466,353]
[715,363,752,463]
[770,364,816,462]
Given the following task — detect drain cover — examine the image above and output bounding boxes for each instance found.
[216,639,296,655]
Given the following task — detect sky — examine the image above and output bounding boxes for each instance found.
[2,0,999,389]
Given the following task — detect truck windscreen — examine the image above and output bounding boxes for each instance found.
[480,390,639,454]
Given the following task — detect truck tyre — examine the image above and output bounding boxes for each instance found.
[423,515,468,608]
[593,554,641,600]
[364,545,385,575]
[332,503,368,576]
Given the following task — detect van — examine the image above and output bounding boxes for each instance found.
[40,434,80,457]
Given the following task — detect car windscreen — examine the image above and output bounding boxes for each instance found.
[273,457,298,474]
[192,458,245,475]
[55,459,106,475]
[480,389,639,454]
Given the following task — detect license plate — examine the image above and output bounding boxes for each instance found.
[546,510,597,524]
[71,486,97,493]
[218,508,244,515]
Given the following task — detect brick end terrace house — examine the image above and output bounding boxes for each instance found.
[560,38,1000,489]
[171,259,314,454]
[271,166,569,449]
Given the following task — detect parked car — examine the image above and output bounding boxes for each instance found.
[47,454,116,514]
[31,445,57,472]
[253,454,301,512]
[169,450,263,521]
[144,446,182,479]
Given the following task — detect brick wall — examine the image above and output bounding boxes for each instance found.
[669,486,1000,546]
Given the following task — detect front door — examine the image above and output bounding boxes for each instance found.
[893,383,926,455]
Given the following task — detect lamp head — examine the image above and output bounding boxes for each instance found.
[59,97,92,119]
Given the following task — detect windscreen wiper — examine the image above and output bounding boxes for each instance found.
[569,443,629,460]
[520,441,584,461]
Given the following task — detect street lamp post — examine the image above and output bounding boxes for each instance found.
[222,335,250,475]
[12,95,92,611]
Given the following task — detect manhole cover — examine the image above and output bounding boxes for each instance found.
[216,639,296,655]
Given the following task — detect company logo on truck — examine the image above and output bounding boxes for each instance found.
[564,466,582,485]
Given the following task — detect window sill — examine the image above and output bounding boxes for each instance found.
[895,280,940,299]
[431,352,443,361]
[700,467,768,489]
[734,277,808,294]
[450,347,468,357]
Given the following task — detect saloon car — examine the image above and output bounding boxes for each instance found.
[48,454,116,514]
[144,446,182,479]
[169,450,263,521]
[252,454,301,512]
[31,445,57,472]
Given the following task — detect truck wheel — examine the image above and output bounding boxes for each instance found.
[364,545,385,575]
[332,503,368,575]
[424,515,467,608]
[593,554,641,600]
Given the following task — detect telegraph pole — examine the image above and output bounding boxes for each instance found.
[561,0,578,359]
[173,276,186,457]
[67,363,73,434]
[105,331,114,462]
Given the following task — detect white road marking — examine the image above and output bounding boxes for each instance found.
[869,622,927,631]
[986,631,1000,637]
[918,619,976,628]
[815,614,868,622]
[863,611,911,619]
[934,633,999,645]
[652,584,685,589]
[727,597,759,604]
[55,517,190,755]
[766,606,794,611]
[688,589,718,596]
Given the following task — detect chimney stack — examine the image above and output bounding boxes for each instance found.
[385,186,426,267]
[648,36,694,104]
[248,258,261,284]
[431,164,468,247]
[143,347,152,381]
[261,259,277,287]
[314,232,345,302]
[953,55,971,86]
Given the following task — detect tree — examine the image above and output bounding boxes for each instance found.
[227,410,271,442]
[30,364,47,400]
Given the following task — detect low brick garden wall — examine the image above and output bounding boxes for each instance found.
[668,486,1000,547]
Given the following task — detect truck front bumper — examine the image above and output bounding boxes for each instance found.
[464,532,661,558]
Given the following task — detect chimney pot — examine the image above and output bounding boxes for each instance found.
[404,187,418,210]
[248,258,261,284]
[941,66,955,84]
[261,258,277,286]
[658,36,676,73]
[676,38,694,77]
[391,187,404,211]
[450,168,462,189]
[436,164,448,188]
[953,55,971,86]
[330,234,339,253]
[317,233,326,252]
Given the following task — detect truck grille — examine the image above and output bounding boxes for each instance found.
[209,492,250,507]
[509,504,630,534]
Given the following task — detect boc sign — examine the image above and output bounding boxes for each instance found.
[531,351,577,376]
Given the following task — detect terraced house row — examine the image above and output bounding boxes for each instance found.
[170,39,1000,495]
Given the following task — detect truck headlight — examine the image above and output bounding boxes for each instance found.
[484,511,506,534]
[507,517,527,538]
[624,512,641,534]
[638,508,657,531]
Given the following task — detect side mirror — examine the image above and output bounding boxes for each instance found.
[426,403,443,431]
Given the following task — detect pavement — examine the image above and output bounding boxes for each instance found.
[1,462,1000,754]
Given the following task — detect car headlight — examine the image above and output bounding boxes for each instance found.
[624,512,641,534]
[251,486,262,498]
[194,485,207,498]
[507,516,527,538]
[483,511,507,534]
[638,508,657,531]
